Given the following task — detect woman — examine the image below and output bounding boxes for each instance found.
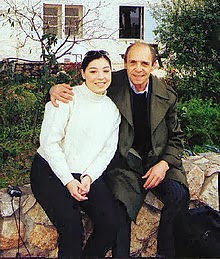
[30,50,121,258]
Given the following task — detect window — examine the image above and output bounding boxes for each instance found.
[43,4,62,38]
[119,6,144,39]
[43,4,83,39]
[65,6,82,37]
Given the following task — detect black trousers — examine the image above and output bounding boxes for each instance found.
[112,177,189,258]
[30,153,119,259]
[153,178,189,257]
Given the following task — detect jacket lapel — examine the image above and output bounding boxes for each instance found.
[150,76,170,133]
[111,71,133,127]
[110,72,170,136]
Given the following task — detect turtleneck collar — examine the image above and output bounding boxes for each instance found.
[80,83,107,102]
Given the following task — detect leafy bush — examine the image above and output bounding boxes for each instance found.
[177,98,220,151]
[172,65,220,103]
[0,82,44,188]
[0,63,82,188]
[151,0,220,103]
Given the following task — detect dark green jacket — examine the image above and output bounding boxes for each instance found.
[105,69,188,221]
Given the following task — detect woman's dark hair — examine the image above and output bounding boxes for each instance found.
[81,50,111,72]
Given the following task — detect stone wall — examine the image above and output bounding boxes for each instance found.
[0,153,219,258]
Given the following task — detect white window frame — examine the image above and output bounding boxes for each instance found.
[64,5,83,38]
[43,4,83,39]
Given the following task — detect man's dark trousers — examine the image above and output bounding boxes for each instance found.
[112,177,189,258]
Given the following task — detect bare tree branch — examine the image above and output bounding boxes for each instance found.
[2,0,115,63]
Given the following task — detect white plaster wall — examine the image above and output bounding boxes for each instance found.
[0,3,18,60]
[0,0,158,69]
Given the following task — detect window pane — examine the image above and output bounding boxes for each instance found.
[43,5,61,37]
[119,6,143,39]
[44,7,58,16]
[65,27,76,36]
[65,7,79,17]
[65,17,77,26]
[65,5,83,37]
[44,27,58,35]
[65,19,79,36]
[45,17,58,26]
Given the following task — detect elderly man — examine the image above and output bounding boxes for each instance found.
[50,41,189,258]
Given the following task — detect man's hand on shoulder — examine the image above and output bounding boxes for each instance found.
[50,83,73,107]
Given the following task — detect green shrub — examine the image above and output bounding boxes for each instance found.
[151,0,220,103]
[172,65,220,103]
[0,82,44,188]
[0,62,82,188]
[177,98,220,152]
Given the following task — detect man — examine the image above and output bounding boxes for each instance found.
[50,41,189,258]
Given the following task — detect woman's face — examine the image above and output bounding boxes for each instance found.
[81,57,111,95]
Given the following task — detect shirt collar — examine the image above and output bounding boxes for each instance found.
[129,79,149,95]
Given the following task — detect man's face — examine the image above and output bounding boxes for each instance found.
[124,45,157,92]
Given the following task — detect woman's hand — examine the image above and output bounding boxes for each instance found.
[66,179,88,201]
[80,175,92,194]
[50,83,73,107]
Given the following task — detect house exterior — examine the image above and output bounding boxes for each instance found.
[0,0,158,69]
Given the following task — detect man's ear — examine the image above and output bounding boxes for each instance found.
[152,60,158,69]
[124,61,127,69]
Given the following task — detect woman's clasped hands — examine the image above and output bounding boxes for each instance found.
[66,175,92,201]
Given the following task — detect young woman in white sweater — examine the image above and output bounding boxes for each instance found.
[30,50,121,258]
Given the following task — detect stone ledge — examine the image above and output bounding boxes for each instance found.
[0,153,219,258]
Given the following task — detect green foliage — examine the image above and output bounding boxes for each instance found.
[59,62,83,86]
[177,98,220,151]
[153,0,219,68]
[172,65,220,102]
[151,0,220,103]
[41,33,58,65]
[0,62,82,188]
[0,81,44,188]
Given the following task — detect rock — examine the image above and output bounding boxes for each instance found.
[200,173,219,210]
[29,224,58,250]
[205,164,220,177]
[1,246,32,258]
[48,247,58,258]
[145,192,163,210]
[22,195,37,214]
[186,165,205,199]
[209,154,220,165]
[27,202,53,225]
[0,193,20,217]
[0,217,24,250]
[130,204,160,257]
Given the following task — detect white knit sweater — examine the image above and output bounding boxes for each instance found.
[37,83,121,186]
